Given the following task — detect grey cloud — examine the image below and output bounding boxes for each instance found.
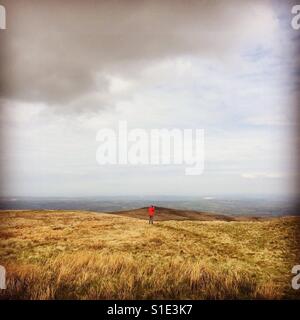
[0,0,283,113]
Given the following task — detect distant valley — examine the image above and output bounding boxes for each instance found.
[0,196,297,216]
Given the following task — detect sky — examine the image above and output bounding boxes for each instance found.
[0,0,299,198]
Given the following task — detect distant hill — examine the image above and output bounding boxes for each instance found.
[110,206,264,221]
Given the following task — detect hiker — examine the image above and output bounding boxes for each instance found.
[148,205,155,224]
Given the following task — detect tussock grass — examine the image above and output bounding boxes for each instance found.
[0,210,299,299]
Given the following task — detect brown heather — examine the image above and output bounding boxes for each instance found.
[0,210,299,299]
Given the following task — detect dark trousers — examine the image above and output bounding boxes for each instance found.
[149,216,154,224]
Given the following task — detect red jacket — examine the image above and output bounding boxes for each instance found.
[148,207,155,217]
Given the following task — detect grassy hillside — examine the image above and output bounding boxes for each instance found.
[113,206,265,221]
[0,210,299,299]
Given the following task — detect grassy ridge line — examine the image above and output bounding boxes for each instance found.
[0,210,299,299]
[109,206,275,221]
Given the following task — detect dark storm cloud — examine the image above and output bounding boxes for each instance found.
[0,0,271,113]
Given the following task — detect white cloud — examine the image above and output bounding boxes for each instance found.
[241,172,285,179]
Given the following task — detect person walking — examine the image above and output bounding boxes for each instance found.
[148,205,155,224]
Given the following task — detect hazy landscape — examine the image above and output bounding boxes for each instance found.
[0,196,296,216]
[0,0,299,302]
[0,207,299,299]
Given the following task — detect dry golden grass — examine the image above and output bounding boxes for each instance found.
[0,210,299,299]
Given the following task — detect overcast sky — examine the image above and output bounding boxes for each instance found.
[0,0,299,198]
